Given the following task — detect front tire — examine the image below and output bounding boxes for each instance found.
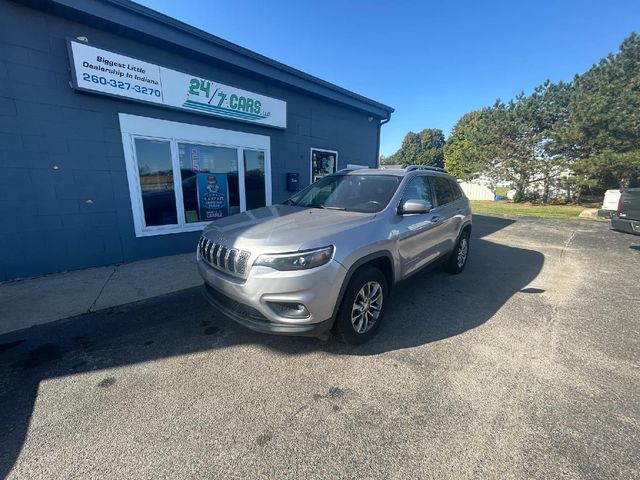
[444,230,470,274]
[333,266,388,345]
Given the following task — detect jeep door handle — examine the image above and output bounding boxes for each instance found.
[431,216,442,223]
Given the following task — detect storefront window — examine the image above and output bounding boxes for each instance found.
[311,148,338,182]
[244,150,266,210]
[178,143,240,223]
[134,138,177,226]
[120,114,272,237]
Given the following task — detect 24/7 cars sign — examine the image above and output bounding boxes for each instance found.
[67,40,287,128]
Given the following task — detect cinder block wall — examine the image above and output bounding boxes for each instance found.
[0,0,380,281]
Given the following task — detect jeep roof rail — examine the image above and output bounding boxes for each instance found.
[405,165,447,173]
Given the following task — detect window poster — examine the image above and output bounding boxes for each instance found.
[196,173,229,220]
[311,149,337,182]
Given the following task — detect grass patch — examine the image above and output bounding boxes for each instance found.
[471,201,587,219]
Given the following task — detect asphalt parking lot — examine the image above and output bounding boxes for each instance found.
[1,214,638,479]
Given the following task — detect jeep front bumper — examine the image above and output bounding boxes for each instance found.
[197,256,348,337]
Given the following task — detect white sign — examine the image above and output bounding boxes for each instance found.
[68,40,287,128]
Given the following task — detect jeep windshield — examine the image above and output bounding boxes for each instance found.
[283,174,401,213]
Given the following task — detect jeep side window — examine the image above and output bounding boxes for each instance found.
[401,176,433,204]
[449,179,463,200]
[433,176,455,206]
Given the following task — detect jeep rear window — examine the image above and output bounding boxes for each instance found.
[284,174,401,213]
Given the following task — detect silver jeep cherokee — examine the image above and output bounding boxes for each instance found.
[197,165,472,344]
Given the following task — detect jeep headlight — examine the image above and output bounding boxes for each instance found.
[254,246,334,271]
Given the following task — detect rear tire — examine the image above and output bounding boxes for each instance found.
[333,266,388,345]
[444,230,470,274]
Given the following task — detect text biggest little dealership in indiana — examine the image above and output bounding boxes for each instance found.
[0,0,393,281]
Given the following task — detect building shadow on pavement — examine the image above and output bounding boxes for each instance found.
[0,215,542,478]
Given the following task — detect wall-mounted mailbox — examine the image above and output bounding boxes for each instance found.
[286,172,299,192]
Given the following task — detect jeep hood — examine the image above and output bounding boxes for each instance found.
[202,205,374,253]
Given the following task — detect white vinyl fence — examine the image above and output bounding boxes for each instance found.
[458,181,495,200]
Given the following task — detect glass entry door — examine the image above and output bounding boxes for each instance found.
[120,114,271,237]
[243,149,266,210]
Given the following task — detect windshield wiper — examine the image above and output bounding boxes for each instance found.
[307,204,346,210]
[297,203,346,210]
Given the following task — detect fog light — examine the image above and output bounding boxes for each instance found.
[268,302,310,319]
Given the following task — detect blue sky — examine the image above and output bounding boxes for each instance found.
[137,0,639,157]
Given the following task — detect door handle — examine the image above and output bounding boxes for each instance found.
[431,216,441,223]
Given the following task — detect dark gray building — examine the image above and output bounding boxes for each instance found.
[0,0,393,281]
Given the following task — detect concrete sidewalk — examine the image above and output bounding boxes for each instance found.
[0,253,202,336]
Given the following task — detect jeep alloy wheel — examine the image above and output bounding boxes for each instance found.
[351,281,383,334]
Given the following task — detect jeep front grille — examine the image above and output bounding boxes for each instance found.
[198,236,251,278]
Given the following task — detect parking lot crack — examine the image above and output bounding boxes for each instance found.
[560,230,577,259]
[545,228,581,356]
[88,266,118,313]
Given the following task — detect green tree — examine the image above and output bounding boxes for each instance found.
[444,98,535,199]
[444,108,497,181]
[389,129,445,167]
[417,128,445,167]
[379,154,395,166]
[564,32,640,188]
[573,151,640,189]
[497,82,572,202]
[445,82,572,202]
[534,81,574,201]
[395,131,420,166]
[418,32,639,200]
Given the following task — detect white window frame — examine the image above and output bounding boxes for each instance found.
[310,148,338,183]
[119,113,271,237]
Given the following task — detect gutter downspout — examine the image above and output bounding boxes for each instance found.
[375,115,391,168]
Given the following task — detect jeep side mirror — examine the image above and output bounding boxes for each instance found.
[398,199,431,215]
